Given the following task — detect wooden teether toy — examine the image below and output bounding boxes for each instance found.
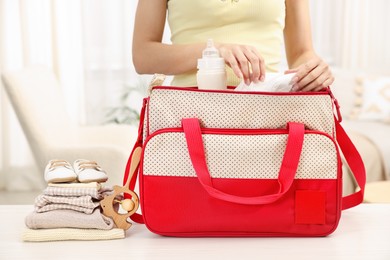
[100,147,141,230]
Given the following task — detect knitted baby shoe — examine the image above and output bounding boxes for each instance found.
[73,159,108,183]
[44,159,77,183]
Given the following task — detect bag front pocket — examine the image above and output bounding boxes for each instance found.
[140,119,342,237]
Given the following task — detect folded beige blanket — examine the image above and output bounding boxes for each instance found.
[25,208,114,230]
[22,228,125,242]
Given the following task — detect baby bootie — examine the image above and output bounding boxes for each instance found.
[44,159,77,183]
[73,159,108,183]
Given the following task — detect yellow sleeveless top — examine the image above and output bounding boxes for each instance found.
[167,0,286,86]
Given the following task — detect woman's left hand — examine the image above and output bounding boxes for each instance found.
[285,56,334,92]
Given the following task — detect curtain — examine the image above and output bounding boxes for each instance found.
[0,0,86,190]
[0,0,389,191]
[310,0,390,75]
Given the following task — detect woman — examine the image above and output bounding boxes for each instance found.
[132,0,333,91]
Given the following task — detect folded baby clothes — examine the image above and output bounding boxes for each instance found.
[22,228,125,242]
[43,185,112,200]
[48,181,102,189]
[35,194,100,214]
[235,72,296,92]
[25,208,115,230]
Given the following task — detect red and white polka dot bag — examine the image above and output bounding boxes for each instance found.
[124,86,366,237]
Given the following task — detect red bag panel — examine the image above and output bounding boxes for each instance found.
[140,176,342,237]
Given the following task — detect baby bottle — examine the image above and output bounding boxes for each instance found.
[197,39,227,90]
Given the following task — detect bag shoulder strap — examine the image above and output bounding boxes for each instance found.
[123,98,147,224]
[330,88,366,209]
[335,119,366,210]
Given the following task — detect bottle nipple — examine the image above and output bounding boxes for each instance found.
[202,39,220,58]
[197,39,225,70]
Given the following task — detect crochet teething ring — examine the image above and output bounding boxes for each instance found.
[100,186,139,230]
[100,147,142,230]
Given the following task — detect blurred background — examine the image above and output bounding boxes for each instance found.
[0,0,389,203]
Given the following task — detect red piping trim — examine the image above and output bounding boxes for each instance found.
[151,86,331,96]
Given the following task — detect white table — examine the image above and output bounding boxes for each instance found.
[0,204,389,260]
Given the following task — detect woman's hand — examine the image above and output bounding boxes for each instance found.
[285,56,334,92]
[217,43,266,85]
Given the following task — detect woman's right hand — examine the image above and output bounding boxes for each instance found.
[216,43,266,85]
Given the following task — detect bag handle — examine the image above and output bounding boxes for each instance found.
[182,118,305,205]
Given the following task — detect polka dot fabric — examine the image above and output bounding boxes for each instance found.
[147,88,335,137]
[143,131,338,179]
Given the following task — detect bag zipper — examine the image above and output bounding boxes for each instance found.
[145,126,332,144]
[151,86,331,96]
